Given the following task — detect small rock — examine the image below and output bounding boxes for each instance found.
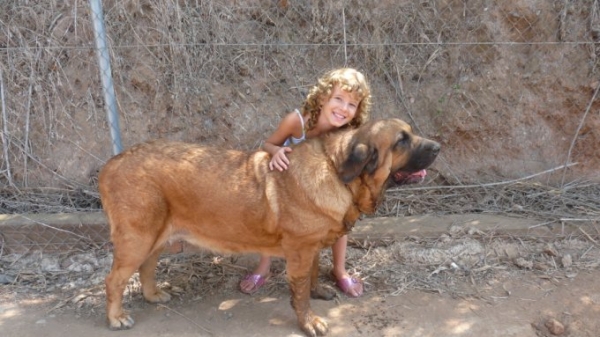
[566,272,578,279]
[448,225,463,236]
[545,318,565,335]
[533,262,549,271]
[41,257,61,272]
[561,254,572,268]
[0,274,16,285]
[438,233,451,243]
[467,227,485,236]
[170,286,184,294]
[514,257,533,269]
[543,244,558,257]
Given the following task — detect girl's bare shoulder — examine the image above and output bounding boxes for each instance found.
[278,110,304,133]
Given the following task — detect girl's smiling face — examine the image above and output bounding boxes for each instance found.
[320,85,360,128]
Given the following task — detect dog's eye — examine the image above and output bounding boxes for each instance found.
[396,131,410,147]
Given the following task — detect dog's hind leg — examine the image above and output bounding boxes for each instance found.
[309,252,336,301]
[105,235,158,330]
[105,257,140,329]
[139,248,171,303]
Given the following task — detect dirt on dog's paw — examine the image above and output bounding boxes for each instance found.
[300,314,328,337]
[108,312,135,330]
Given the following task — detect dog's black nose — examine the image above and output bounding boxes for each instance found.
[431,142,441,156]
[426,141,441,156]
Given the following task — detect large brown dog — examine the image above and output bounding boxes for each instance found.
[99,118,440,337]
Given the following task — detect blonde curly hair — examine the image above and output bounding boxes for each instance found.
[302,68,372,131]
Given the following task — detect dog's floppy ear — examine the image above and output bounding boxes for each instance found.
[338,142,379,183]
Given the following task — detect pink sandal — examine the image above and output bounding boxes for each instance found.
[239,274,269,294]
[335,275,364,298]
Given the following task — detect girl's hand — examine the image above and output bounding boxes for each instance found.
[269,147,292,171]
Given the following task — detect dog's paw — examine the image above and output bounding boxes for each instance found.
[144,289,172,303]
[310,284,336,301]
[300,313,329,337]
[108,312,135,330]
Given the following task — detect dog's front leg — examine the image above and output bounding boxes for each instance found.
[285,246,329,337]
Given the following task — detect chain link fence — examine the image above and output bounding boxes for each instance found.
[0,0,599,255]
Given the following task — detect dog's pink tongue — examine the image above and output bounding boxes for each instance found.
[394,169,427,185]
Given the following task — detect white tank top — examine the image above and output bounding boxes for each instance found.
[283,109,306,146]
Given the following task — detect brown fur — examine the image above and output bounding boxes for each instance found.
[99,118,440,337]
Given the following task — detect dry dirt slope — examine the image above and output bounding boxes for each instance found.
[0,0,599,191]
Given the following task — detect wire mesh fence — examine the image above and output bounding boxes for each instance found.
[0,0,599,255]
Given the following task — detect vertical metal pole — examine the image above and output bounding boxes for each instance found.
[89,0,122,155]
[0,68,14,187]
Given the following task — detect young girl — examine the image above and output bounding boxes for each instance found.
[240,68,425,297]
[239,67,371,298]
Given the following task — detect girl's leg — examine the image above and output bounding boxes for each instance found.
[240,254,272,294]
[331,235,363,297]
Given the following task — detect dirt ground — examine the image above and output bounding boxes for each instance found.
[2,214,599,337]
[2,269,600,337]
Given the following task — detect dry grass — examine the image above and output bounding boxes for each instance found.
[378,180,600,221]
[1,0,599,188]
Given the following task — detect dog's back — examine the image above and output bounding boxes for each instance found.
[99,140,298,255]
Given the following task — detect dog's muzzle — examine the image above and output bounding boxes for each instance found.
[392,140,441,185]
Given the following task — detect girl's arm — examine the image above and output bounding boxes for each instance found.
[263,112,302,171]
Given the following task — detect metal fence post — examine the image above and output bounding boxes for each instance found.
[89,0,122,155]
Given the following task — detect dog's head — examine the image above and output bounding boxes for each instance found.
[336,118,440,213]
